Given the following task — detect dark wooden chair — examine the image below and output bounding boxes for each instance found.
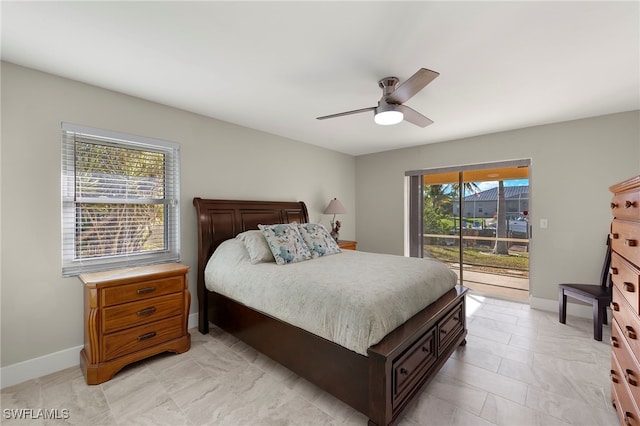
[558,236,612,341]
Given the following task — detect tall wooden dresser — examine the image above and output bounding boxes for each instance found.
[609,175,640,425]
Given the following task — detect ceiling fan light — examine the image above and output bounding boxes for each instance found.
[374,107,403,125]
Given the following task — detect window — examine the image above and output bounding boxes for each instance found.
[62,123,180,277]
[406,159,531,300]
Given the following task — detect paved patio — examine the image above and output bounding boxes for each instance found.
[452,268,529,301]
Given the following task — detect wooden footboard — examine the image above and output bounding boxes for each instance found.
[206,284,467,426]
[193,197,468,425]
[367,285,467,425]
[209,291,370,414]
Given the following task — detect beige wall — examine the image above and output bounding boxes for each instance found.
[0,62,355,367]
[355,110,640,302]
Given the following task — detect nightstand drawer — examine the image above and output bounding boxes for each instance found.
[101,276,184,307]
[102,316,184,361]
[102,293,184,334]
[338,240,357,250]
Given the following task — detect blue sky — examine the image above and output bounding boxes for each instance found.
[476,178,528,191]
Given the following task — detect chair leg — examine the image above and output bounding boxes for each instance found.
[602,304,608,325]
[559,289,567,324]
[594,301,603,341]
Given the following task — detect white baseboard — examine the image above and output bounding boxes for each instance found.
[1,312,200,389]
[530,296,606,320]
[0,344,84,389]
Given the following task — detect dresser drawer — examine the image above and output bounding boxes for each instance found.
[612,288,640,360]
[101,276,184,307]
[438,302,465,352]
[611,319,640,411]
[102,293,184,334]
[611,189,640,221]
[612,353,640,426]
[611,252,640,315]
[611,220,640,266]
[102,316,185,361]
[392,328,437,407]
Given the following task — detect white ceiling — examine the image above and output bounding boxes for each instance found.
[2,1,638,156]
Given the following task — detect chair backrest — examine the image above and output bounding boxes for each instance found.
[601,234,613,290]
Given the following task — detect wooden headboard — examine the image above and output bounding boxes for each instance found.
[192,198,309,332]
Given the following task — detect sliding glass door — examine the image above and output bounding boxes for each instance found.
[408,160,530,300]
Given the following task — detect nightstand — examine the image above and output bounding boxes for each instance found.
[79,263,191,385]
[338,240,357,250]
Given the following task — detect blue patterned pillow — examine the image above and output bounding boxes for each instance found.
[297,223,342,258]
[258,224,312,265]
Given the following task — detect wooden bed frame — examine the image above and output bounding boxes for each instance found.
[193,198,468,426]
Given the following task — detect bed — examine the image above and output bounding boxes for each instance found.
[193,198,468,426]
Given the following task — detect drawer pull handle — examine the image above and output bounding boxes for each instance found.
[624,282,636,293]
[611,233,620,239]
[625,239,637,247]
[136,287,156,295]
[624,412,634,426]
[611,302,620,312]
[611,202,619,209]
[422,346,429,353]
[611,267,619,275]
[400,368,409,375]
[137,332,157,342]
[611,336,619,348]
[136,307,157,317]
[626,326,637,340]
[625,200,636,208]
[611,369,619,383]
[440,329,447,335]
[625,369,638,387]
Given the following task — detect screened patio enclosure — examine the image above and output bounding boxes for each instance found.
[407,160,531,300]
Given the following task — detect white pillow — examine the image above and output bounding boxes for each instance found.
[297,223,342,258]
[258,223,312,265]
[236,230,275,264]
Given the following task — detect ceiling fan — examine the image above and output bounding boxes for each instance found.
[316,68,439,127]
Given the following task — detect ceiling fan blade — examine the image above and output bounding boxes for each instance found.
[386,68,439,104]
[397,104,434,127]
[316,106,376,120]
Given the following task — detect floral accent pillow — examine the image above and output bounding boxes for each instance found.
[258,223,312,265]
[297,223,342,258]
[236,230,275,264]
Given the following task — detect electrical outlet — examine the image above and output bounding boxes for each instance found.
[540,218,548,229]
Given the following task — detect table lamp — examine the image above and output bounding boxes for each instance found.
[323,198,347,241]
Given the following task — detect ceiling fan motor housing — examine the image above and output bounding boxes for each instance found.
[378,77,400,98]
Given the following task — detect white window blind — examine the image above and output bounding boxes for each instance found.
[61,123,180,277]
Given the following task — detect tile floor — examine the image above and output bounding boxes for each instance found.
[1,293,619,425]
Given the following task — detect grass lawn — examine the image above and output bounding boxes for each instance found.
[425,245,529,271]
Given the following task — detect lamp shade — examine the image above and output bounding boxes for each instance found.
[323,198,346,215]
